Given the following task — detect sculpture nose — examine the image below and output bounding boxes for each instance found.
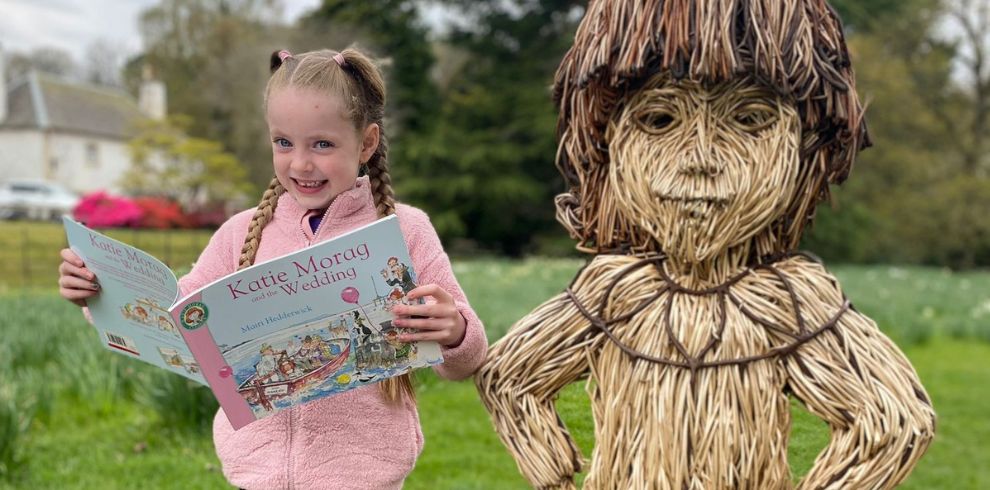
[678,117,723,177]
[679,158,723,177]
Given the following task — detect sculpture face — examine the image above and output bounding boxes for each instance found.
[608,76,803,262]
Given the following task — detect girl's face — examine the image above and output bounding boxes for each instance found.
[607,76,802,262]
[267,87,379,210]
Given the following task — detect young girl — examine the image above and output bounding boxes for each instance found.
[57,47,488,489]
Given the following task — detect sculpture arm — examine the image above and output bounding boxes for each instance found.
[785,300,935,489]
[475,292,597,489]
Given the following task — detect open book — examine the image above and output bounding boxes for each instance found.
[63,215,442,429]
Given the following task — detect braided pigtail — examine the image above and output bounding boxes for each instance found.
[339,49,411,403]
[365,131,396,218]
[364,131,409,402]
[238,177,285,271]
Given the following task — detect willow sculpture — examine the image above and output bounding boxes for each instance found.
[475,1,936,489]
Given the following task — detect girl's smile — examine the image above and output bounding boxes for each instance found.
[291,178,329,194]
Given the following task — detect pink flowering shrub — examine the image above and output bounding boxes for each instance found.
[133,197,193,229]
[73,192,144,228]
[185,205,229,228]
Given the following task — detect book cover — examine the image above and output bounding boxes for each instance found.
[64,215,443,429]
[63,217,205,384]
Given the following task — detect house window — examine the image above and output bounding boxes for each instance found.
[86,142,99,168]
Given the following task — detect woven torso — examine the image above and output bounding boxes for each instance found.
[567,253,849,489]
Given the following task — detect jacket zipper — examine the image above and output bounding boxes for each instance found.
[300,199,339,246]
[289,198,338,489]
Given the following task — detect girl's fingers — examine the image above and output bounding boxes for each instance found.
[406,284,453,303]
[399,330,449,343]
[394,317,450,331]
[60,284,97,300]
[60,248,85,268]
[59,292,88,308]
[59,261,95,281]
[59,248,96,281]
[59,275,100,292]
[392,303,455,319]
[58,249,96,307]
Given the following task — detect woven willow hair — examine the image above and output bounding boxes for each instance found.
[553,0,870,254]
[241,47,412,402]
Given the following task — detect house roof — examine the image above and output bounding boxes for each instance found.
[0,72,147,140]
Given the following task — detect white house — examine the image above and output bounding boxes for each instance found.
[0,43,167,195]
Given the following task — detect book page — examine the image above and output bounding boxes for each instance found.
[63,217,206,385]
[171,215,442,429]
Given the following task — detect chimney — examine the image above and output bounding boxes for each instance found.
[138,64,166,120]
[0,43,7,123]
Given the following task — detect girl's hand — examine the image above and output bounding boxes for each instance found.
[391,284,466,347]
[58,248,100,307]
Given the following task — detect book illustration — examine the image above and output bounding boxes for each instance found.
[346,282,423,376]
[158,347,183,367]
[105,331,140,356]
[180,356,201,375]
[157,347,202,375]
[229,319,351,415]
[120,298,181,340]
[226,284,426,417]
[381,256,416,295]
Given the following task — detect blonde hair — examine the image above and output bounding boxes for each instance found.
[240,47,411,403]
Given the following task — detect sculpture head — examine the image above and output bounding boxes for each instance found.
[554,0,868,262]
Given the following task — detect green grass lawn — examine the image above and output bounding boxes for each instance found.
[1,259,988,489]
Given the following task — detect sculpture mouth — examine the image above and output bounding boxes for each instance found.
[657,195,732,207]
[655,195,731,221]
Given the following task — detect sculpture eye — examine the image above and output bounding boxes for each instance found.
[635,110,678,135]
[732,105,778,133]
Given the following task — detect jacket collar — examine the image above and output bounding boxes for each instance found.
[273,176,375,241]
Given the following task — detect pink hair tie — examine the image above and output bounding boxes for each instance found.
[278,50,293,62]
[333,52,346,67]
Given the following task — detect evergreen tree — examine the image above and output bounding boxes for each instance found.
[402,0,583,255]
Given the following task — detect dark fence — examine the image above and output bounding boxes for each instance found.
[0,222,214,291]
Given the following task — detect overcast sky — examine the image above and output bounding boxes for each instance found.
[0,0,334,62]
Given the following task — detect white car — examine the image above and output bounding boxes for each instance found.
[0,180,80,221]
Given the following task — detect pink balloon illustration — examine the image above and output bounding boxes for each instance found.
[341,286,375,331]
[341,286,360,304]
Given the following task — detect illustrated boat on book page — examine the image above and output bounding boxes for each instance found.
[237,338,351,407]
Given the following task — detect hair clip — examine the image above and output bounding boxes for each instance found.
[278,50,293,62]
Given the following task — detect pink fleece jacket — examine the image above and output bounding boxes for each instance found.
[176,176,488,489]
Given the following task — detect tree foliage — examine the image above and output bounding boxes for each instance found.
[127,0,286,186]
[805,0,990,268]
[124,116,254,208]
[397,0,584,255]
[302,0,439,135]
[6,47,78,80]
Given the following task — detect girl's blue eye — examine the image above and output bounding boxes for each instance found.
[274,138,292,148]
[315,140,334,149]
